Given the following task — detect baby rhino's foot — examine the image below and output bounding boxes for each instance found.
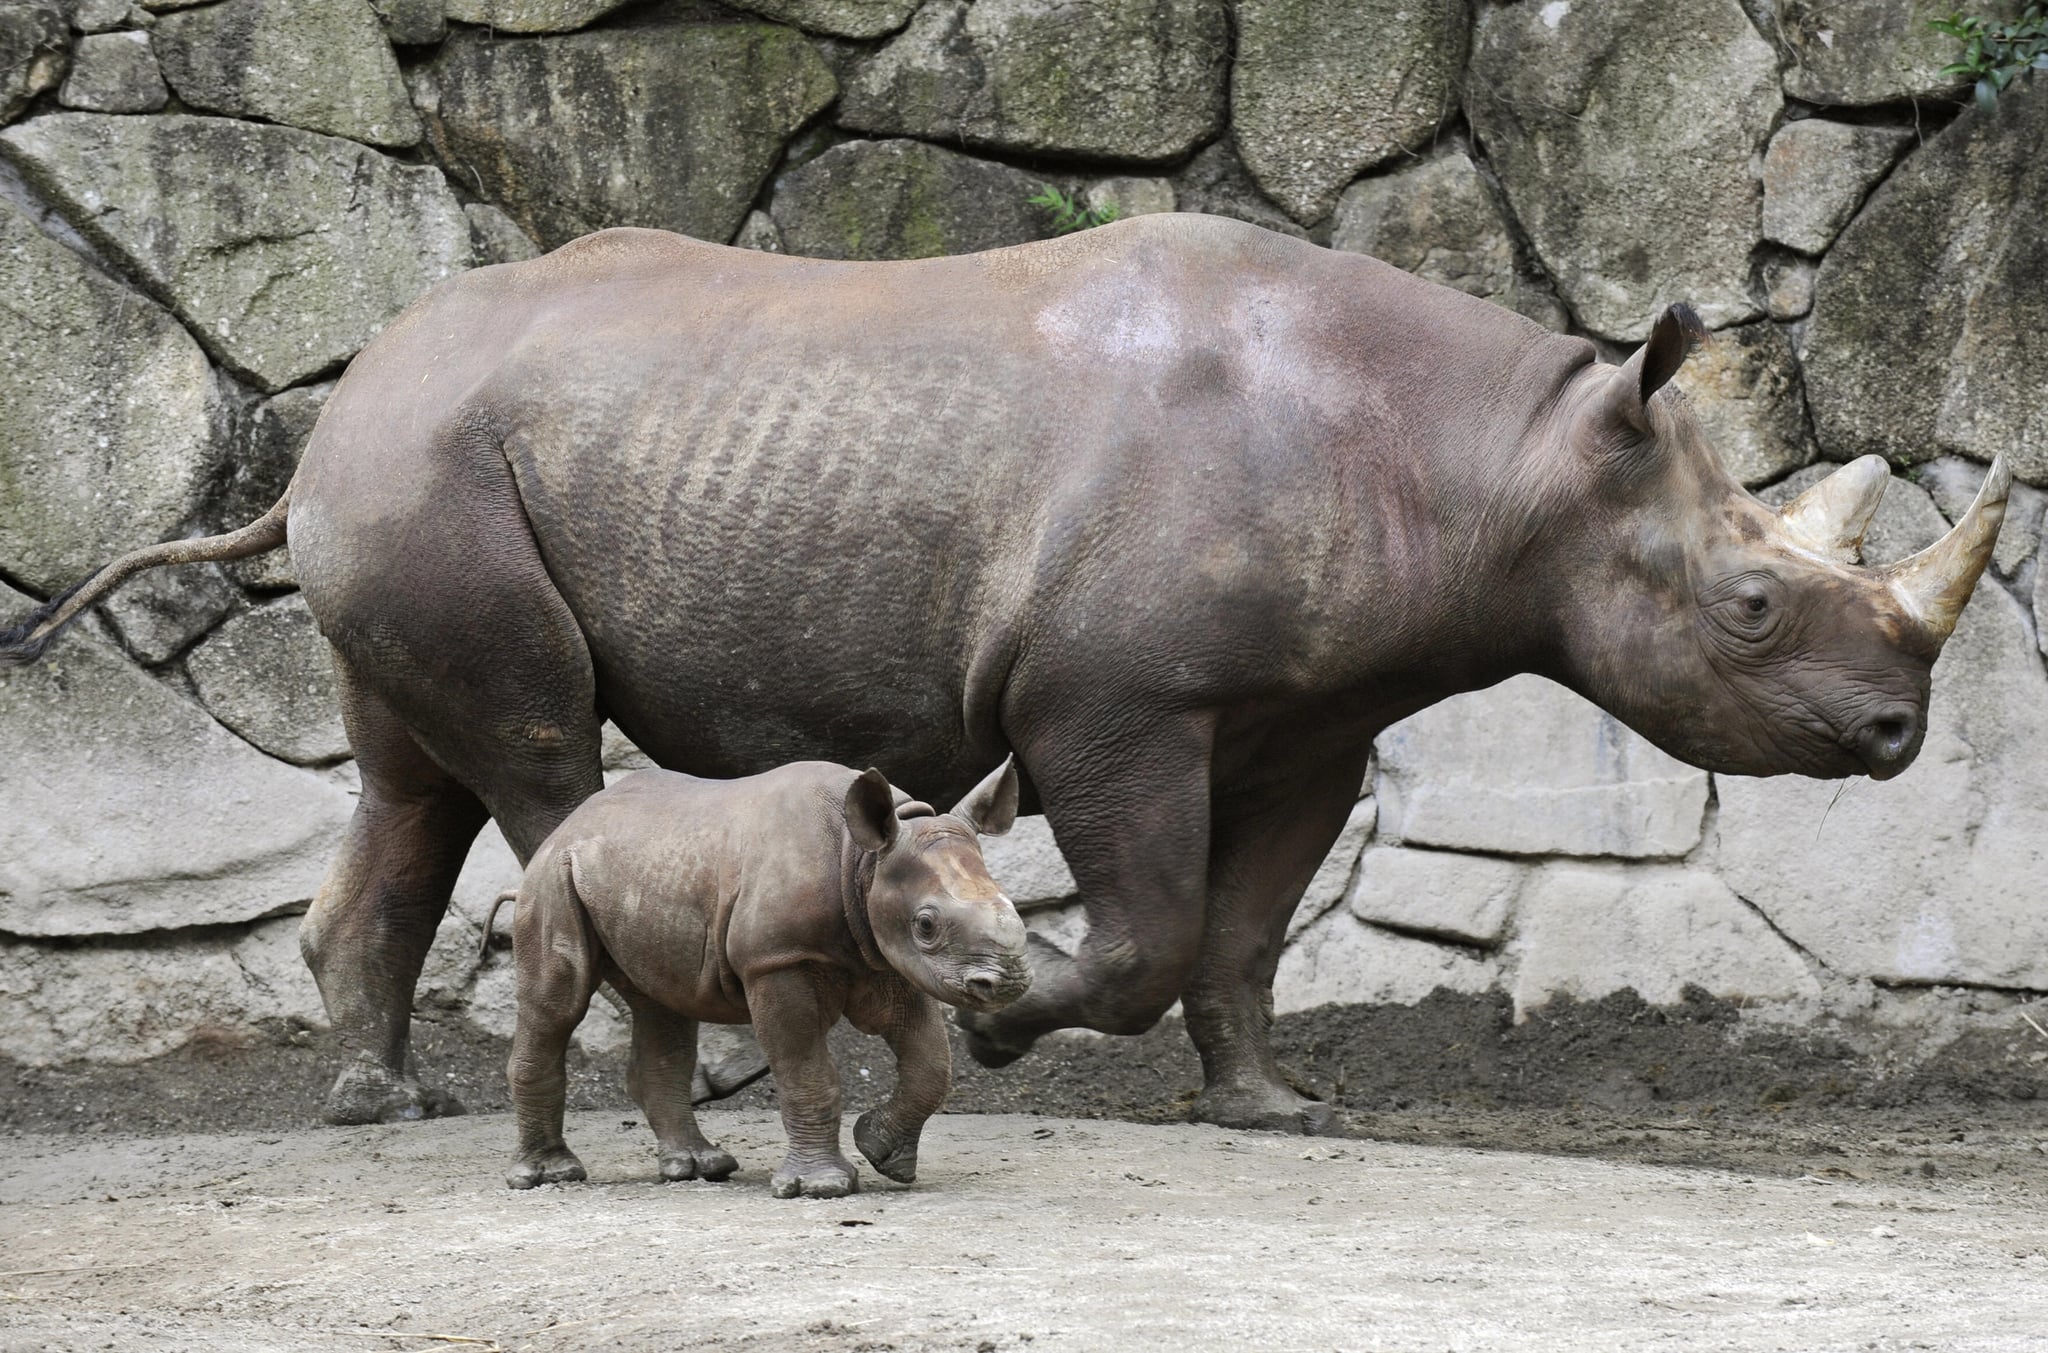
[505,1146,587,1190]
[659,1145,738,1183]
[853,1110,921,1184]
[769,1151,858,1199]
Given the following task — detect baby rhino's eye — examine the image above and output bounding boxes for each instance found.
[913,912,938,943]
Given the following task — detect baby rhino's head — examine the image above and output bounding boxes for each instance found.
[844,759,1030,1013]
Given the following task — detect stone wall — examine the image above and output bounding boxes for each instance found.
[1,0,2043,1066]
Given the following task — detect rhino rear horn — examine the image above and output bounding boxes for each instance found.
[1777,455,1890,564]
[1888,456,2011,642]
[951,755,1019,837]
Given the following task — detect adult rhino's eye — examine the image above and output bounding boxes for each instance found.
[1745,595,1769,616]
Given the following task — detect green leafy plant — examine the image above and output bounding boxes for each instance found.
[1931,4,2048,111]
[1029,185,1120,234]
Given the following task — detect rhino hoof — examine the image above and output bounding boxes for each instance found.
[853,1111,919,1184]
[506,1147,586,1190]
[322,1059,468,1126]
[1193,1083,1341,1137]
[660,1146,738,1183]
[769,1155,858,1199]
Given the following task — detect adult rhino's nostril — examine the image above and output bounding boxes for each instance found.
[1852,707,1922,780]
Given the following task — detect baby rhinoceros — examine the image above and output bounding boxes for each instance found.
[499,758,1030,1198]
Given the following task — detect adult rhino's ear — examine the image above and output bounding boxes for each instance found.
[951,755,1019,837]
[844,768,899,852]
[1609,303,1706,432]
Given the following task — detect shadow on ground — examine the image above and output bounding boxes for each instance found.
[8,989,2046,1187]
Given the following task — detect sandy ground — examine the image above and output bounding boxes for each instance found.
[4,1108,2047,1353]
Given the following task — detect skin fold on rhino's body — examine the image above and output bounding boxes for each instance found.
[2,213,2007,1130]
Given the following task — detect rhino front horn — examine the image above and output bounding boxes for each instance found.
[1887,455,2012,642]
[1777,455,1890,564]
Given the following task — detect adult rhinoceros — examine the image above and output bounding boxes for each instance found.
[3,214,2009,1132]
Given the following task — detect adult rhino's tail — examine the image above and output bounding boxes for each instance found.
[0,491,291,668]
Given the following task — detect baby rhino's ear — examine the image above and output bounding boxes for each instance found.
[844,767,899,852]
[951,755,1019,837]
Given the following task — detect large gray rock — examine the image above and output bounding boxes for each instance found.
[465,202,540,265]
[219,382,334,591]
[186,594,351,766]
[1801,88,2048,484]
[1467,0,1778,340]
[1761,119,1913,255]
[1375,675,1710,859]
[1274,907,1497,1015]
[442,0,634,31]
[371,0,447,44]
[1771,0,2022,106]
[771,138,1049,261]
[1170,139,1308,240]
[1716,582,2048,990]
[1675,321,1818,488]
[840,0,1226,164]
[0,582,357,938]
[979,816,1077,910]
[1347,846,1524,948]
[153,0,420,148]
[98,558,237,666]
[0,197,222,597]
[1330,148,1568,330]
[72,0,131,35]
[1285,798,1379,939]
[0,114,471,393]
[0,916,324,1066]
[421,16,834,251]
[723,0,919,40]
[57,30,168,113]
[1231,0,1467,225]
[1508,864,1819,1016]
[0,0,66,124]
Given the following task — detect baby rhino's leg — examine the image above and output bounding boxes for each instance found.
[614,979,737,1183]
[747,967,858,1199]
[849,982,951,1185]
[505,855,596,1189]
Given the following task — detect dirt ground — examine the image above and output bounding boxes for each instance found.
[5,994,2047,1350]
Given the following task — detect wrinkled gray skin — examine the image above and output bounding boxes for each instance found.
[502,759,1027,1198]
[1,214,2005,1134]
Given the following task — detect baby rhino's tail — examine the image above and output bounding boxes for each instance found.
[476,890,518,967]
[0,492,291,668]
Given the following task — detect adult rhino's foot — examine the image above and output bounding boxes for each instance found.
[1193,1078,1339,1136]
[659,1145,738,1183]
[506,1146,587,1190]
[853,1110,921,1184]
[769,1152,859,1199]
[954,1008,1037,1070]
[322,1057,467,1126]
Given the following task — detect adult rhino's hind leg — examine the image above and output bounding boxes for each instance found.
[1181,747,1371,1135]
[301,660,489,1125]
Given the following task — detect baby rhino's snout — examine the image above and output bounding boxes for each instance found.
[946,900,1032,1012]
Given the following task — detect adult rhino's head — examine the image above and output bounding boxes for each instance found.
[842,760,1031,1009]
[1542,304,2008,781]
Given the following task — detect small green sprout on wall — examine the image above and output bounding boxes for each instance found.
[1029,185,1120,234]
[1931,4,2048,111]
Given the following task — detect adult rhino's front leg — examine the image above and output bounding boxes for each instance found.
[956,713,1212,1065]
[1180,744,1372,1135]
